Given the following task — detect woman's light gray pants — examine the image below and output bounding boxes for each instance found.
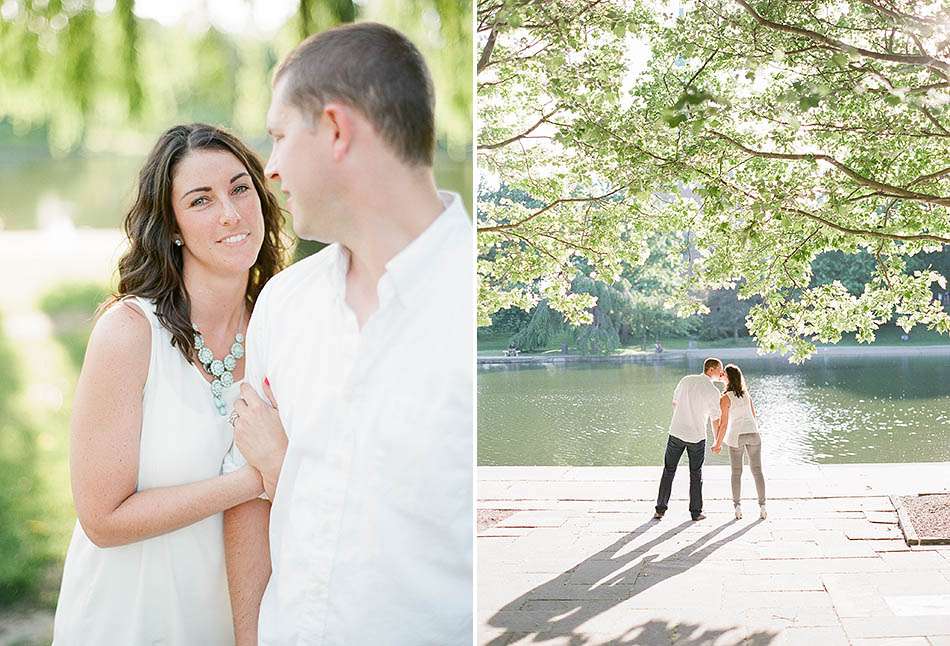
[728,433,766,505]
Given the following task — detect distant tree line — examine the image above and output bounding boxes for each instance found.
[480,184,950,354]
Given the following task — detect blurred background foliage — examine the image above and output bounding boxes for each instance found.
[0,0,472,234]
[0,0,471,156]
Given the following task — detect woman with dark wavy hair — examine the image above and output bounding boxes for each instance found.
[52,123,288,645]
[712,363,767,521]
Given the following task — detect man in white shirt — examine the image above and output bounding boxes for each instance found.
[221,23,473,645]
[654,358,725,522]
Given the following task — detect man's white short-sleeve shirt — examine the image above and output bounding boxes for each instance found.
[669,374,721,444]
[224,191,473,644]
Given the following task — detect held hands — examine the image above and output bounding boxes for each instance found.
[711,443,722,454]
[233,379,287,497]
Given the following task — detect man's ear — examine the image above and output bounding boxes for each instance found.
[321,102,353,162]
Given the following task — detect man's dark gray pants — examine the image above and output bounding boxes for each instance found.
[655,434,705,519]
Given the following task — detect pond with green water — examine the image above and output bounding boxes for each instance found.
[477,354,950,466]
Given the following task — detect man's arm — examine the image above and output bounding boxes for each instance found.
[712,395,730,452]
[224,499,271,646]
[223,280,275,644]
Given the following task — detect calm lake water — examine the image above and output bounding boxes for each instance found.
[477,354,950,466]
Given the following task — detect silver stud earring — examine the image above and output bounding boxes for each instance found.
[174,237,183,247]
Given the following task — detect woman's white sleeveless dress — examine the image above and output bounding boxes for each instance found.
[722,390,759,448]
[53,297,242,645]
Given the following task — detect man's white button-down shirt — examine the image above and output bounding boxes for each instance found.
[224,191,473,645]
[669,374,721,444]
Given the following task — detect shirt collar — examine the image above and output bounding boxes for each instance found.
[327,191,468,310]
[326,243,350,305]
[380,191,468,309]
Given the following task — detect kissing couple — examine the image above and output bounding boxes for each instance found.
[653,358,767,522]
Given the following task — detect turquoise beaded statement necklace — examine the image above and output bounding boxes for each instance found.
[193,324,245,416]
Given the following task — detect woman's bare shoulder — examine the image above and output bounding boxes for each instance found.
[83,300,152,378]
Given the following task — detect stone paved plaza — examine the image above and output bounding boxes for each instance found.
[478,463,950,645]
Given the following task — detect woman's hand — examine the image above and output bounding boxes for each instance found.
[712,394,730,456]
[233,380,287,500]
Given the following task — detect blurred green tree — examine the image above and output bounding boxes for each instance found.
[0,0,471,154]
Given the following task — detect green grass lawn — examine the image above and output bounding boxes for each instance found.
[0,313,68,610]
[0,282,107,615]
[476,333,513,353]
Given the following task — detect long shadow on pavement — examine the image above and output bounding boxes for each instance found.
[486,518,776,645]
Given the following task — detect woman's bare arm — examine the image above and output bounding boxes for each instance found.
[70,303,263,548]
[713,395,730,450]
